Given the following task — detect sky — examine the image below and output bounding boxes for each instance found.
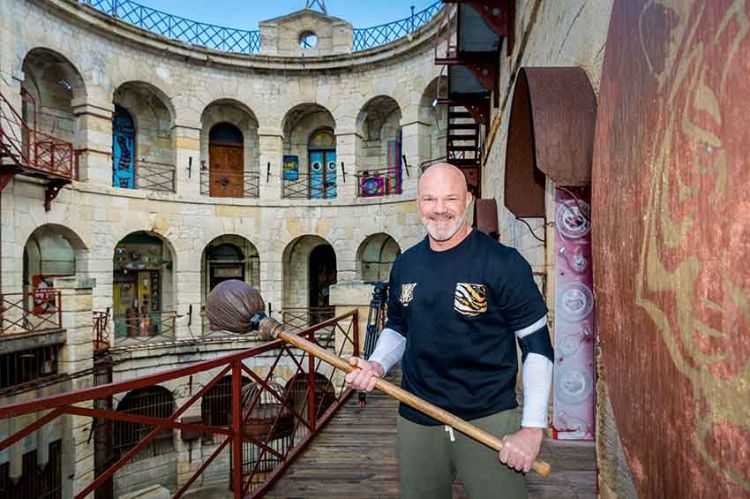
[132,0,437,30]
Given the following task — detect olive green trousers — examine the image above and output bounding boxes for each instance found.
[396,409,527,499]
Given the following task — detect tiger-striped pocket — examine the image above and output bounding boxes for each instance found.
[453,283,487,317]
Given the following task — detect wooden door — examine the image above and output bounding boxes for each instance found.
[209,144,244,197]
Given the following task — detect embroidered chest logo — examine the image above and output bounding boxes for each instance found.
[454,283,487,317]
[400,283,417,306]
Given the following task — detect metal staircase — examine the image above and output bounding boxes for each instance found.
[447,106,481,195]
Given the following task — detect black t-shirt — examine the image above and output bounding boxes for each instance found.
[385,229,547,425]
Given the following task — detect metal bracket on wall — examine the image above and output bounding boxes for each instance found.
[44,180,70,211]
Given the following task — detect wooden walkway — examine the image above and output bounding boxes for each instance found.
[265,387,597,498]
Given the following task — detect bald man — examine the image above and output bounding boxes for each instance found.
[346,163,553,499]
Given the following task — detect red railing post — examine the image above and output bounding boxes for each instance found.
[57,291,63,329]
[307,341,316,430]
[231,361,242,499]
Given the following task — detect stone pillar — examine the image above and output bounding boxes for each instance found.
[54,276,96,498]
[173,124,201,197]
[335,130,360,201]
[1,76,24,296]
[260,244,284,321]
[258,130,283,201]
[175,251,201,340]
[72,99,113,185]
[399,120,430,197]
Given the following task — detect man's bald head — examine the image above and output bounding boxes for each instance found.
[417,162,473,246]
[418,163,469,197]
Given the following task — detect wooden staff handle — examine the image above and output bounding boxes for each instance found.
[274,327,552,477]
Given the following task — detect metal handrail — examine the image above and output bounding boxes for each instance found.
[352,2,444,51]
[113,310,177,342]
[0,290,63,336]
[135,160,176,192]
[200,168,260,198]
[0,310,360,499]
[0,91,76,179]
[282,172,338,200]
[93,309,111,352]
[280,307,336,331]
[81,0,261,53]
[80,0,443,54]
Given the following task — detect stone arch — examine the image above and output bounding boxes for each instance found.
[201,234,261,299]
[282,235,336,318]
[419,76,449,165]
[23,224,88,291]
[356,95,403,172]
[112,231,176,342]
[281,104,337,198]
[114,385,175,458]
[200,375,252,444]
[112,81,175,189]
[356,233,401,282]
[21,47,87,147]
[200,99,261,194]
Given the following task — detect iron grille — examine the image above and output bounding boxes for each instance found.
[113,311,177,342]
[113,386,175,461]
[0,440,62,499]
[81,0,442,54]
[0,345,59,389]
[282,172,337,199]
[200,168,260,198]
[81,0,261,53]
[135,160,175,193]
[352,2,443,51]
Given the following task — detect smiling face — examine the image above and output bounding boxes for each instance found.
[417,163,473,249]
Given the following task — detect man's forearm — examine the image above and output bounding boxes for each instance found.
[521,353,553,427]
[367,327,406,375]
[515,315,554,428]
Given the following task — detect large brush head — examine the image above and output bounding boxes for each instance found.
[205,280,265,334]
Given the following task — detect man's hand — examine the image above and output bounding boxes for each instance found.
[498,427,543,473]
[344,357,385,392]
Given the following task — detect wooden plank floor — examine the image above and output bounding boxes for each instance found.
[265,387,597,498]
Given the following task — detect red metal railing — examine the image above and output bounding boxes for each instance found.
[113,311,177,342]
[0,290,63,336]
[93,310,111,352]
[0,310,359,498]
[202,307,336,338]
[0,91,77,180]
[280,307,336,331]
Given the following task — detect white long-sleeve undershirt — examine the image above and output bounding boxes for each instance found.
[516,315,553,428]
[367,318,552,428]
[368,327,406,375]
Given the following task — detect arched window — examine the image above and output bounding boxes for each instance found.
[112,105,136,189]
[114,386,174,460]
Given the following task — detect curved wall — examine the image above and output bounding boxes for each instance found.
[0,0,444,326]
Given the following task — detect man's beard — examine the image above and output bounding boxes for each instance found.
[422,214,466,242]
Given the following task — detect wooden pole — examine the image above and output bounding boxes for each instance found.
[272,325,551,477]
